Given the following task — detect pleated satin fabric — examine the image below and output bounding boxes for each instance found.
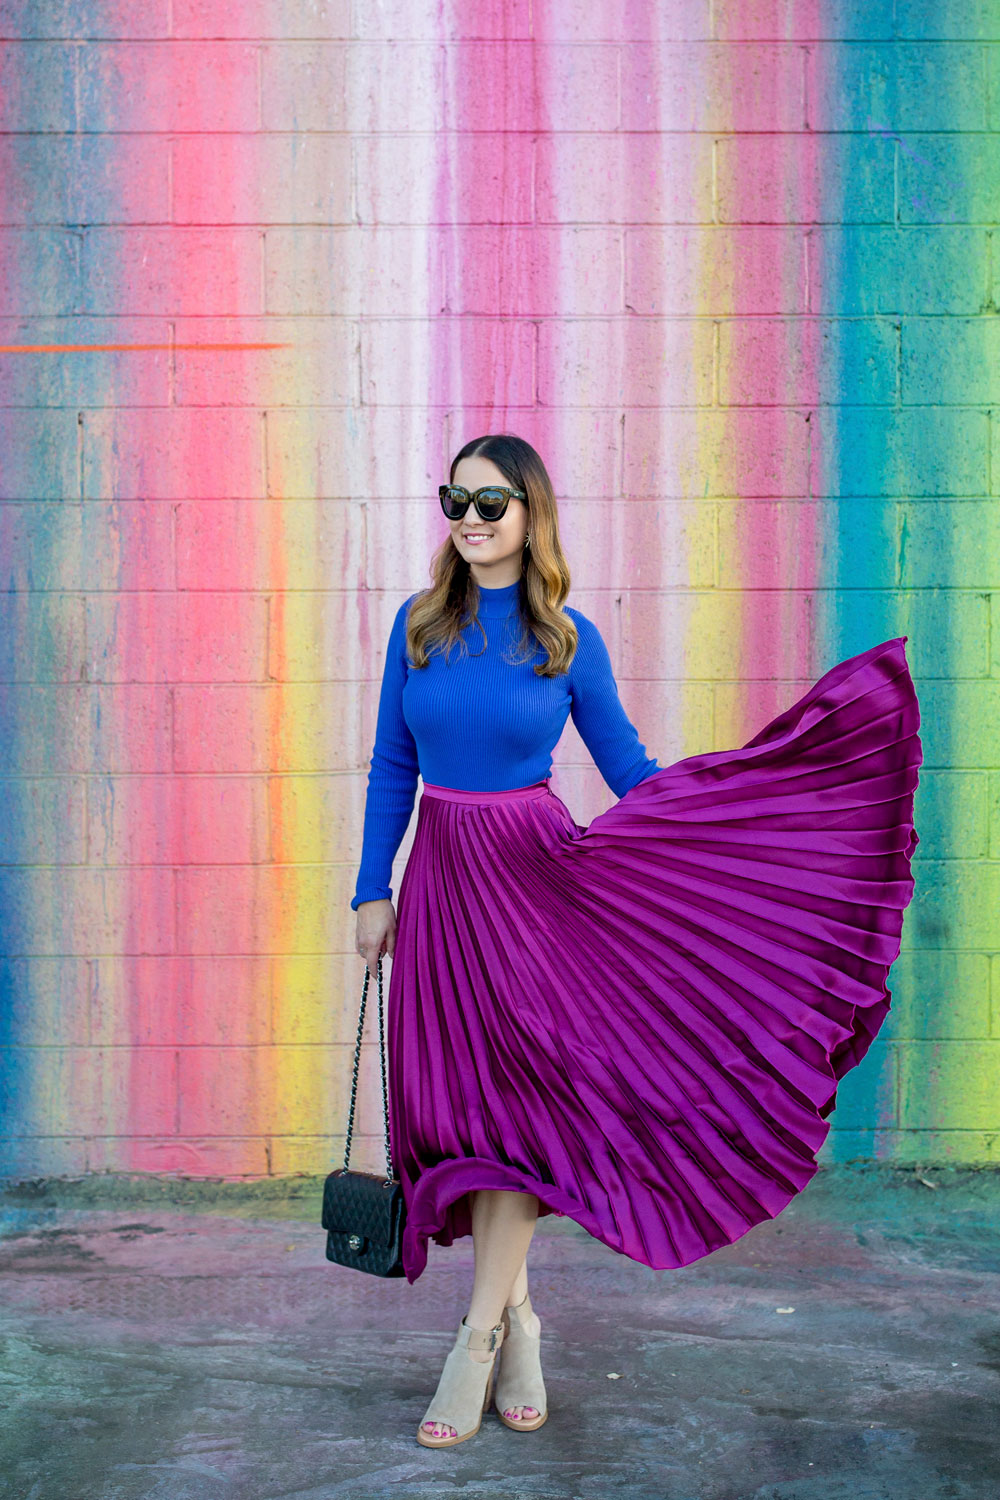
[386,636,922,1284]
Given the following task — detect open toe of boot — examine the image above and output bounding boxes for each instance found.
[494,1293,548,1433]
[416,1316,506,1448]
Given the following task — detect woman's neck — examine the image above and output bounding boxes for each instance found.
[470,575,521,612]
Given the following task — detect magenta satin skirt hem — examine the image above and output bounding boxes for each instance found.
[398,1152,817,1286]
[387,637,923,1286]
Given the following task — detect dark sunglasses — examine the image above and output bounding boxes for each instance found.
[438,484,526,522]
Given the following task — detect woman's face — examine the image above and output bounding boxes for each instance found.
[449,455,529,585]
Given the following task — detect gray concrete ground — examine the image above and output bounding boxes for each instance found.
[0,1165,998,1500]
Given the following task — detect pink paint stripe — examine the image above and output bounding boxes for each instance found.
[433,15,554,467]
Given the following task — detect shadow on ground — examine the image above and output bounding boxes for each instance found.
[1,1164,998,1499]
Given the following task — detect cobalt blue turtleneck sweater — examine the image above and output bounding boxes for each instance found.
[351,578,660,910]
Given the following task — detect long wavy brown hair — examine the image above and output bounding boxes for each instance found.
[405,433,579,677]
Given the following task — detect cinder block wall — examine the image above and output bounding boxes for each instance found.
[0,1,997,1179]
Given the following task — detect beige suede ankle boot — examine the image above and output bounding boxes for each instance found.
[416,1315,506,1448]
[494,1292,548,1432]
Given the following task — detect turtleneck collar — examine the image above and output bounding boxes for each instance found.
[472,577,522,613]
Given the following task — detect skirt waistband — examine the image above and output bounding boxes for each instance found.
[420,778,552,806]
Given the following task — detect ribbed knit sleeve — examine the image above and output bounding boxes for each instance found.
[351,597,420,911]
[567,610,660,798]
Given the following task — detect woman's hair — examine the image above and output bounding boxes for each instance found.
[405,432,579,677]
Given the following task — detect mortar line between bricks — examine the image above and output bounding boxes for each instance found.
[75,409,84,502]
[352,318,361,405]
[51,37,1000,49]
[264,592,273,685]
[529,134,537,224]
[85,957,96,1049]
[5,581,997,598]
[16,129,1000,139]
[5,33,997,45]
[72,39,81,133]
[893,138,900,224]
[263,771,273,872]
[2,493,995,506]
[0,1042,416,1050]
[81,760,91,870]
[0,757,972,779]
[981,39,990,131]
[712,502,720,589]
[986,230,995,310]
[988,593,993,683]
[167,683,176,776]
[988,410,994,496]
[531,319,539,405]
[170,868,179,1053]
[710,138,718,223]
[712,321,719,405]
[27,218,1000,228]
[803,229,812,315]
[36,314,994,322]
[170,501,179,589]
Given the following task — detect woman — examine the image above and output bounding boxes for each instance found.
[351,433,922,1449]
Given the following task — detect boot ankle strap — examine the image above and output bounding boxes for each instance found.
[507,1291,533,1323]
[460,1317,504,1353]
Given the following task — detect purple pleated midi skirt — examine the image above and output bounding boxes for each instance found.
[386,636,922,1284]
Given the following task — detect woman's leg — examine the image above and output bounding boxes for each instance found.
[467,1187,538,1331]
[420,1189,539,1441]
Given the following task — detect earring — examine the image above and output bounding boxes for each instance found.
[524,531,531,548]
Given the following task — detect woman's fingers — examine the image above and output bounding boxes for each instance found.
[355,904,395,975]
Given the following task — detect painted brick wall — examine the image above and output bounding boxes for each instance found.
[0,1,998,1179]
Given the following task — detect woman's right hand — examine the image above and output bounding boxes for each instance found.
[355,898,397,977]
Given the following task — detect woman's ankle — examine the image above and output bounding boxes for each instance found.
[464,1311,502,1335]
[505,1278,529,1309]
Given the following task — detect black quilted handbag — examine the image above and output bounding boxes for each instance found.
[321,954,407,1277]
